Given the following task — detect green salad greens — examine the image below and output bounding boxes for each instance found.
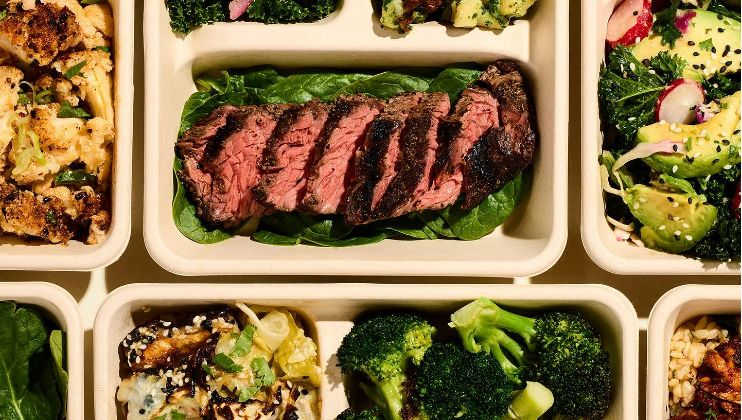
[598,0,741,262]
[164,0,335,35]
[0,301,68,420]
[173,65,531,247]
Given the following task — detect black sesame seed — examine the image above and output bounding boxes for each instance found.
[735,49,741,54]
[668,214,674,220]
[717,145,722,152]
[673,145,679,152]
[713,159,720,164]
[693,52,700,56]
[718,13,724,20]
[693,64,700,69]
[688,41,696,46]
[723,50,730,57]
[42,196,51,203]
[611,82,619,88]
[633,10,638,15]
[688,156,695,164]
[42,228,48,236]
[139,410,145,415]
[668,197,674,202]
[700,64,706,70]
[720,66,727,73]
[659,178,665,184]
[725,61,733,66]
[712,46,717,53]
[722,139,731,145]
[674,234,681,241]
[718,28,725,33]
[733,130,740,135]
[688,197,693,204]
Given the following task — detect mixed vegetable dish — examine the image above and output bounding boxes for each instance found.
[598,0,741,262]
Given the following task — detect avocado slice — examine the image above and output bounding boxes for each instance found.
[625,184,717,253]
[631,9,741,81]
[636,91,741,178]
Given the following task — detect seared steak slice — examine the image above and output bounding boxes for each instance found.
[255,100,330,212]
[374,92,451,220]
[344,92,423,225]
[177,104,241,162]
[300,95,385,214]
[463,60,536,209]
[415,87,499,210]
[178,104,289,227]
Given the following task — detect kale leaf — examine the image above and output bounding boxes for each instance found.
[598,47,686,152]
[688,168,741,262]
[706,0,741,21]
[703,71,741,101]
[164,0,227,35]
[245,0,334,24]
[652,0,682,48]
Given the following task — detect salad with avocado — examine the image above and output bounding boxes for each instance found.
[0,301,68,420]
[598,0,741,262]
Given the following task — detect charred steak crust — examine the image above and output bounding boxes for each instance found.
[255,99,330,212]
[177,104,289,227]
[300,95,385,215]
[415,86,499,210]
[462,60,536,209]
[397,0,444,32]
[344,92,422,225]
[374,92,451,220]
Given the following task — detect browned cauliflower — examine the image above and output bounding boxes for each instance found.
[0,66,24,171]
[52,50,114,127]
[0,3,82,66]
[35,74,82,107]
[42,0,113,49]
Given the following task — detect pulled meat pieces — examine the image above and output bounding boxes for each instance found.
[672,335,741,420]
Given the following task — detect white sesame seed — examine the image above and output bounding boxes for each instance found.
[694,153,701,158]
[628,116,636,121]
[683,138,689,143]
[659,225,666,230]
[648,69,656,74]
[683,223,690,228]
[723,165,732,169]
[630,63,636,71]
[720,131,729,137]
[135,356,141,364]
[674,230,682,236]
[635,37,641,44]
[711,52,717,59]
[685,235,693,241]
[634,203,640,209]
[670,123,677,131]
[698,140,706,146]
[673,128,682,133]
[660,120,667,125]
[639,197,647,203]
[672,165,678,173]
[673,216,681,222]
[673,202,679,207]
[700,129,708,137]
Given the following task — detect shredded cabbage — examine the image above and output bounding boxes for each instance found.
[235,303,290,353]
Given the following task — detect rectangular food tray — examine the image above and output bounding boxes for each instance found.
[580,0,740,275]
[0,0,133,271]
[143,0,568,277]
[646,284,741,419]
[93,283,638,419]
[0,282,84,419]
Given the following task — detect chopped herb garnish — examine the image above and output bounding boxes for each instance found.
[230,324,256,358]
[251,357,276,387]
[58,101,91,118]
[201,362,214,377]
[699,38,714,51]
[54,170,97,185]
[212,352,243,373]
[93,46,110,53]
[64,61,87,80]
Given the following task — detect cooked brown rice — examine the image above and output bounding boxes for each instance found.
[667,316,730,415]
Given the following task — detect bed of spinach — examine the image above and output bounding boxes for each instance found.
[0,301,68,420]
[173,65,531,247]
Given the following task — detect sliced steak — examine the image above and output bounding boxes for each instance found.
[255,99,330,212]
[177,104,241,162]
[300,95,385,214]
[415,87,499,210]
[463,60,536,209]
[178,104,290,227]
[344,92,423,225]
[373,92,451,220]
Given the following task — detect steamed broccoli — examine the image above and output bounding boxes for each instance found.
[336,314,435,420]
[502,381,555,420]
[413,341,514,420]
[450,297,611,420]
[336,408,384,420]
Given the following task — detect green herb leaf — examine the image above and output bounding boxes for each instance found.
[212,353,243,373]
[0,9,7,21]
[54,170,97,185]
[652,0,682,48]
[251,357,276,386]
[93,46,110,53]
[169,410,187,420]
[36,89,55,105]
[201,362,214,377]
[703,72,741,101]
[239,386,260,402]
[17,92,30,106]
[439,169,530,240]
[706,0,741,21]
[699,38,715,51]
[58,101,91,119]
[64,61,87,80]
[230,325,256,358]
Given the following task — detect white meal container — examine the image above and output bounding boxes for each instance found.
[0,282,84,419]
[142,0,569,277]
[94,283,638,420]
[581,0,741,275]
[0,0,133,271]
[646,284,741,419]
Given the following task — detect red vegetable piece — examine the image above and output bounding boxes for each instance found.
[606,0,653,48]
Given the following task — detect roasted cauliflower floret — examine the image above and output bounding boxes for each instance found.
[80,116,114,184]
[0,66,24,170]
[42,0,111,48]
[0,3,82,66]
[52,50,114,127]
[84,3,114,39]
[35,74,82,107]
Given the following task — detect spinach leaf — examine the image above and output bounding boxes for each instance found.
[598,47,685,151]
[259,70,370,103]
[253,227,391,247]
[439,169,530,240]
[652,0,682,48]
[172,157,238,244]
[252,230,302,246]
[331,68,439,100]
[0,302,63,420]
[259,212,355,242]
[49,330,68,417]
[54,170,97,185]
[369,215,439,239]
[417,210,456,238]
[427,65,484,101]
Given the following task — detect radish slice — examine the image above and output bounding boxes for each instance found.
[733,182,740,219]
[611,140,682,191]
[674,10,696,34]
[655,78,705,125]
[229,0,253,20]
[606,0,653,48]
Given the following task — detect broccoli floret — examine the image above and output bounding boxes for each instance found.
[336,314,435,420]
[335,408,384,420]
[414,341,513,420]
[449,298,611,420]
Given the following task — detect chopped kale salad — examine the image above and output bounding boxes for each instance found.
[598,0,741,262]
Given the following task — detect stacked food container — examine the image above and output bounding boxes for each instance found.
[0,0,738,419]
